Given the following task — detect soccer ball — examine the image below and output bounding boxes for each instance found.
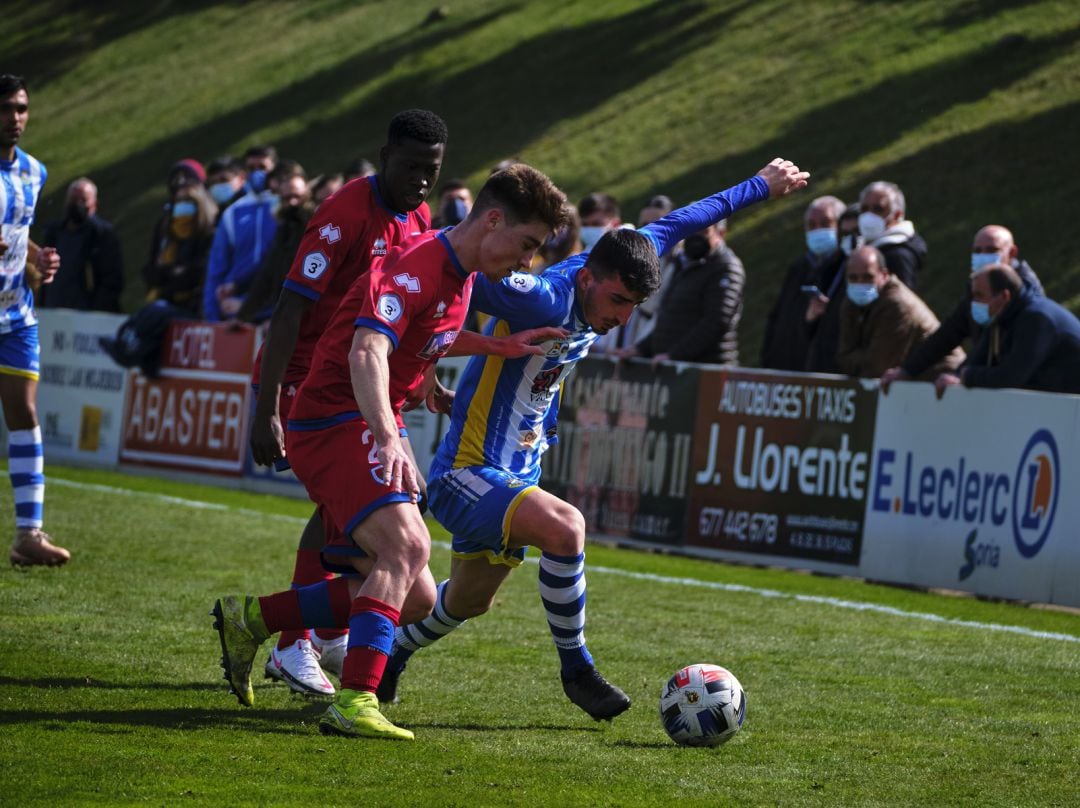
[659,663,746,747]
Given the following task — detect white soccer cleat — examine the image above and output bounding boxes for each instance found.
[264,639,335,697]
[311,632,348,679]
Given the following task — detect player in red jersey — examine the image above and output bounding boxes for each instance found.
[214,163,570,739]
[248,110,447,696]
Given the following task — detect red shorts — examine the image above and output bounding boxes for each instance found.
[286,415,413,571]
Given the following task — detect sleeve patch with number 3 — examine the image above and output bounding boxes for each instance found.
[302,251,329,279]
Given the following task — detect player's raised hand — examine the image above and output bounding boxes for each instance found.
[757,158,810,199]
[497,326,570,358]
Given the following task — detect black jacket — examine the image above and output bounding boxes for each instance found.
[903,259,1042,378]
[878,232,927,291]
[41,214,124,312]
[761,249,844,371]
[963,285,1080,394]
[637,244,744,365]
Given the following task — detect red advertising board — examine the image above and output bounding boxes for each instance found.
[120,321,256,475]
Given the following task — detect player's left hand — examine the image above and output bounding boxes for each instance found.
[378,438,420,503]
[427,378,455,415]
[34,246,60,284]
[757,158,810,199]
[497,326,569,358]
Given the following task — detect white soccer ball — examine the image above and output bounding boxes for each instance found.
[659,663,746,747]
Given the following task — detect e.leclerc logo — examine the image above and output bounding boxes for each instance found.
[871,428,1059,560]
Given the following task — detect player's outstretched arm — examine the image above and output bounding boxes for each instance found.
[349,328,419,502]
[250,289,313,466]
[448,326,569,359]
[756,158,810,198]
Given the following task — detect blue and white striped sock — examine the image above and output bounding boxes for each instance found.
[539,551,594,677]
[9,427,44,530]
[391,579,466,666]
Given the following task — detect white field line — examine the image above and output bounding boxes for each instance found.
[53,477,1080,645]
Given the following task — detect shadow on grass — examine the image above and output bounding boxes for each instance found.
[403,720,602,733]
[0,675,223,691]
[609,739,679,749]
[0,703,327,734]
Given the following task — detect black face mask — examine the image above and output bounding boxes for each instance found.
[67,201,90,225]
[683,234,712,261]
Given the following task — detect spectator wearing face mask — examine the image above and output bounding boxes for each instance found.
[760,195,845,370]
[40,177,124,312]
[205,156,247,217]
[202,160,301,321]
[242,144,277,194]
[434,179,473,227]
[837,245,961,379]
[803,203,860,374]
[142,158,218,314]
[934,264,1080,396]
[535,203,582,273]
[311,172,344,209]
[857,180,927,291]
[577,192,621,251]
[620,219,744,365]
[881,225,1043,391]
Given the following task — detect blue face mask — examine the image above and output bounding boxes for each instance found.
[805,227,838,257]
[970,252,1000,273]
[209,182,236,205]
[846,282,879,307]
[247,170,267,193]
[171,200,197,218]
[970,300,992,325]
[579,225,608,251]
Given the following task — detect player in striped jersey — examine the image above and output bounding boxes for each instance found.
[380,158,810,719]
[0,75,68,567]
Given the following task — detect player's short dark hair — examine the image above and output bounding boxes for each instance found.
[206,155,244,177]
[0,74,27,98]
[441,178,469,193]
[472,163,569,232]
[387,109,448,147]
[243,144,278,163]
[587,229,661,297]
[578,192,620,221]
[983,265,1022,296]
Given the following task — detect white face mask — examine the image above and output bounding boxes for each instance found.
[858,212,887,242]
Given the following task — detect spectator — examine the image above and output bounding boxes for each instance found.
[206,155,247,214]
[343,157,375,183]
[535,203,581,272]
[311,172,344,208]
[434,179,472,227]
[837,246,962,379]
[882,225,1043,390]
[202,160,301,321]
[578,192,621,250]
[237,174,313,323]
[857,180,927,290]
[623,194,677,347]
[142,159,217,314]
[805,203,860,373]
[935,265,1080,396]
[760,195,845,370]
[623,219,744,365]
[242,144,277,193]
[40,177,124,312]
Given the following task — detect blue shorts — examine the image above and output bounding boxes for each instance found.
[0,323,40,380]
[428,466,539,568]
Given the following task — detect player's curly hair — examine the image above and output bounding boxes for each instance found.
[387,109,449,146]
[588,229,661,298]
[473,163,569,233]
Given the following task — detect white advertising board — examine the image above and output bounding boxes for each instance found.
[860,382,1080,606]
[37,309,129,467]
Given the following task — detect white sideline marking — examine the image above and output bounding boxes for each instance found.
[53,477,1080,645]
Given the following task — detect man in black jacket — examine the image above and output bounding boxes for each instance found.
[622,219,744,365]
[881,225,1042,390]
[41,178,123,311]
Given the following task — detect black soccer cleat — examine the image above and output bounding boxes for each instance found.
[376,661,406,705]
[561,665,632,721]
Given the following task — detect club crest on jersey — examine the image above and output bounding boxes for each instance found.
[545,340,570,358]
[418,330,458,360]
[507,273,538,293]
[302,251,329,280]
[372,237,388,256]
[376,293,404,323]
[394,273,421,293]
[319,223,341,244]
[433,300,448,319]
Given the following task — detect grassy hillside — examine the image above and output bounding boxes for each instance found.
[9,0,1080,354]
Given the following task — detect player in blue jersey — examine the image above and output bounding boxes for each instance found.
[0,75,67,567]
[378,158,809,719]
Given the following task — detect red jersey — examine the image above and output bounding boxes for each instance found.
[250,175,430,387]
[289,230,475,426]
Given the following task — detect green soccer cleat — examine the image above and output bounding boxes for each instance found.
[211,595,269,707]
[319,689,415,740]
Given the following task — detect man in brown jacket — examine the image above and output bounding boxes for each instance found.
[837,246,963,379]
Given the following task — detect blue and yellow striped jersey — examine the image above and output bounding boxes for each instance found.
[0,146,47,334]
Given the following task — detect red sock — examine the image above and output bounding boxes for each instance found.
[279,550,333,649]
[340,596,401,693]
[258,589,302,635]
